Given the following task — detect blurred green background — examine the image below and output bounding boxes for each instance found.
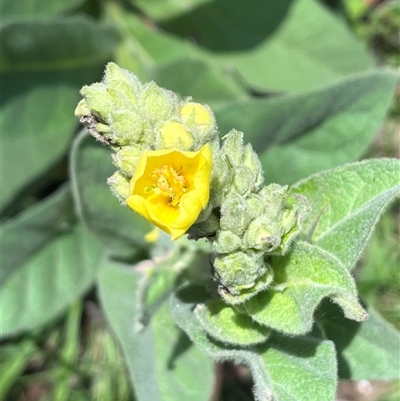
[1,0,399,400]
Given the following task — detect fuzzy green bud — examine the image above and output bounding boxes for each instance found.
[74,99,90,118]
[230,165,256,197]
[112,146,142,176]
[108,109,144,146]
[104,62,141,105]
[141,82,176,124]
[214,251,266,296]
[243,216,281,252]
[221,130,244,166]
[220,193,253,237]
[213,230,242,253]
[107,171,130,204]
[80,83,113,123]
[242,144,264,191]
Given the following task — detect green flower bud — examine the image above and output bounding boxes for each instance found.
[104,62,141,105]
[213,230,242,253]
[107,171,130,204]
[258,184,289,217]
[231,165,256,197]
[247,193,264,219]
[156,121,194,150]
[112,146,143,176]
[80,83,113,123]
[179,102,216,144]
[74,99,90,118]
[108,109,144,146]
[213,251,266,296]
[220,193,252,237]
[221,130,244,166]
[242,144,264,191]
[221,265,273,305]
[243,216,281,252]
[210,152,231,206]
[141,82,176,124]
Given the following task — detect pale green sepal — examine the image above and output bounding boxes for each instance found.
[112,145,143,177]
[243,144,264,191]
[244,241,367,335]
[107,171,130,204]
[220,193,252,237]
[213,230,242,253]
[194,299,271,346]
[80,83,113,122]
[218,268,273,305]
[108,109,144,146]
[104,62,142,105]
[231,165,256,196]
[221,129,244,166]
[141,82,176,124]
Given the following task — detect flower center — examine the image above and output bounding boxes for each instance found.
[146,165,187,206]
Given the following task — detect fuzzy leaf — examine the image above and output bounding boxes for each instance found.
[293,159,400,270]
[0,189,103,337]
[215,70,397,183]
[244,242,367,335]
[70,130,151,259]
[1,17,117,212]
[162,0,373,92]
[107,3,247,104]
[1,185,74,286]
[171,285,337,401]
[2,0,84,21]
[97,258,214,401]
[317,303,400,380]
[194,299,271,346]
[129,0,212,20]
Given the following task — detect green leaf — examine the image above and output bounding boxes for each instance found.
[70,130,151,259]
[130,0,213,21]
[149,58,247,104]
[0,190,102,337]
[244,242,367,335]
[317,303,400,380]
[293,158,400,270]
[1,185,74,286]
[107,3,247,103]
[214,70,397,183]
[171,285,338,401]
[2,0,84,22]
[194,299,271,346]
[1,17,117,211]
[162,0,374,92]
[97,257,214,401]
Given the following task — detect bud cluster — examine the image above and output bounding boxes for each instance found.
[75,62,218,204]
[76,63,308,306]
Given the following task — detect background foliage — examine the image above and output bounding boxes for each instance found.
[1,0,399,400]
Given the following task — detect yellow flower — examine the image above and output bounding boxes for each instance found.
[126,145,212,240]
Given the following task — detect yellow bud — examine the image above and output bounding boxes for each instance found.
[180,102,216,141]
[180,102,212,127]
[158,121,194,150]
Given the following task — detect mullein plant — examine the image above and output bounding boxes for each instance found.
[75,62,310,307]
[74,63,390,399]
